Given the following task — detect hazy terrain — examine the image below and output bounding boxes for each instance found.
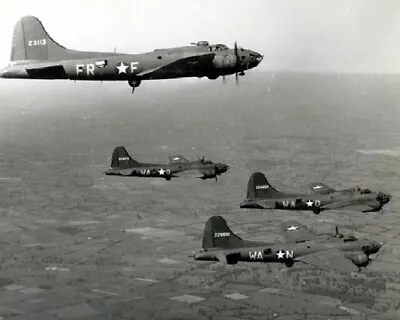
[1,72,400,319]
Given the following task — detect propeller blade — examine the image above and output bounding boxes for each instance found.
[234,41,240,86]
[222,76,226,84]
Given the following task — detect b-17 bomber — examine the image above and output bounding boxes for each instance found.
[104,146,229,181]
[240,172,391,214]
[0,16,263,93]
[192,216,384,272]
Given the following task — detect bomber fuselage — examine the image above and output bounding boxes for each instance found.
[240,189,390,213]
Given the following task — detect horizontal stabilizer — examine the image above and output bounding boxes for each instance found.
[309,182,335,195]
[168,155,189,165]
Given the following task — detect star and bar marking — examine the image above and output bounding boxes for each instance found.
[75,61,140,76]
[116,61,139,74]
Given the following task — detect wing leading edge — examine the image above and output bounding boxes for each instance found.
[137,53,216,79]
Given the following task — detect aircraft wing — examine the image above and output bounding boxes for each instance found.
[296,249,358,273]
[321,199,369,211]
[309,182,335,195]
[281,221,316,243]
[137,53,216,79]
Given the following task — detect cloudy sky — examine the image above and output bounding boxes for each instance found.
[0,0,399,73]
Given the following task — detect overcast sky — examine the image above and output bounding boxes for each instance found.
[0,0,399,73]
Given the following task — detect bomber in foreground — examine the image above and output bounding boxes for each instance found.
[192,216,383,272]
[0,16,263,93]
[105,146,229,181]
[240,172,391,213]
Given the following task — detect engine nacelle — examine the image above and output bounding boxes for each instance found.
[349,253,369,267]
[212,54,237,69]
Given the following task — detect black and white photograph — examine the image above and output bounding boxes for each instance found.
[0,1,400,319]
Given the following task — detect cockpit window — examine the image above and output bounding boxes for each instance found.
[210,44,229,51]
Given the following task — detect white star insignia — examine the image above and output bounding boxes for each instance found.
[116,62,128,74]
[306,200,314,207]
[313,185,323,189]
[158,168,166,175]
[286,226,299,231]
[276,250,285,259]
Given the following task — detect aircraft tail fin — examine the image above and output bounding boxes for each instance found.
[246,172,281,199]
[110,146,138,169]
[10,16,67,61]
[202,216,245,250]
[9,16,104,62]
[168,155,189,165]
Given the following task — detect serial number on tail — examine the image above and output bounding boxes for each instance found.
[28,39,47,46]
[214,232,230,238]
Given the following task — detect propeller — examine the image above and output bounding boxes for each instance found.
[221,41,241,86]
[334,226,344,238]
[234,41,240,86]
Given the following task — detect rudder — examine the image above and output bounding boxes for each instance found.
[110,146,138,169]
[202,216,244,250]
[246,172,281,199]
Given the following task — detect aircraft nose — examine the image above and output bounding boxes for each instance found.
[372,241,384,253]
[377,192,391,205]
[250,51,263,65]
[220,164,229,173]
